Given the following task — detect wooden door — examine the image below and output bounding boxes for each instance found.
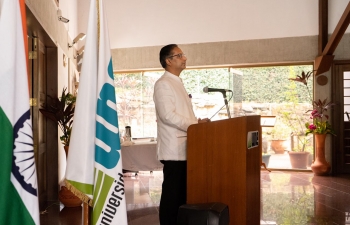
[29,37,48,208]
[332,62,350,174]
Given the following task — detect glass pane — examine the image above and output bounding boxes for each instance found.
[141,72,162,137]
[344,88,350,96]
[344,105,350,121]
[114,73,142,137]
[237,65,314,171]
[344,97,350,105]
[181,68,230,120]
[344,71,350,79]
[344,105,350,113]
[344,80,350,88]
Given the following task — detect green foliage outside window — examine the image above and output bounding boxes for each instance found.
[113,65,313,139]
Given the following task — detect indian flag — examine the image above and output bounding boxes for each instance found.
[65,0,127,224]
[0,0,40,224]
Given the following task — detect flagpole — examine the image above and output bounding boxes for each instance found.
[83,0,100,224]
[83,202,92,225]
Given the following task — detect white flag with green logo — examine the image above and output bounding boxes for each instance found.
[0,0,40,224]
[65,0,127,224]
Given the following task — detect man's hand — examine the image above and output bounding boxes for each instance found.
[198,118,210,123]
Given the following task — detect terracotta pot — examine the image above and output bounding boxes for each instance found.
[311,134,331,176]
[270,140,286,154]
[288,151,309,169]
[58,186,82,207]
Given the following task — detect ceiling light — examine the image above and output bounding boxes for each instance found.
[57,9,69,23]
[74,46,85,59]
[68,33,86,48]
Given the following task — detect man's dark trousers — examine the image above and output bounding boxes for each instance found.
[159,160,187,225]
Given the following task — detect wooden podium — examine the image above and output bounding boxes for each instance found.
[187,115,261,225]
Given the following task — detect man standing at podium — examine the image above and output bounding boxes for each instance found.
[154,44,210,225]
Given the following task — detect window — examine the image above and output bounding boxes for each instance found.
[114,71,162,138]
[114,64,314,170]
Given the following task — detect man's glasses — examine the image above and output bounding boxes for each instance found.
[168,53,186,59]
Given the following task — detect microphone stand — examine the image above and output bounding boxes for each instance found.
[222,92,231,119]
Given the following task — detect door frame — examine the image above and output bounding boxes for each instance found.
[332,60,350,174]
[26,5,59,209]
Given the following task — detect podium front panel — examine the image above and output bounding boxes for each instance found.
[187,116,261,225]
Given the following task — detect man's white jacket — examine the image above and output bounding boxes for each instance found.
[153,71,198,161]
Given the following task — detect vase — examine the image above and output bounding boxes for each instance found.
[270,140,286,154]
[311,134,331,176]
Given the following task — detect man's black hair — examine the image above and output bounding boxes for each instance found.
[159,44,178,68]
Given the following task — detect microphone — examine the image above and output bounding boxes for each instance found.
[203,86,232,93]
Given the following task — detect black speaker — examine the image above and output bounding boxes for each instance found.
[177,202,229,225]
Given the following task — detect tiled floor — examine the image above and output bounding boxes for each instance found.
[40,170,350,225]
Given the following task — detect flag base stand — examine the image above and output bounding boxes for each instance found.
[83,202,92,225]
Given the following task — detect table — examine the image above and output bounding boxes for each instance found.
[121,141,163,173]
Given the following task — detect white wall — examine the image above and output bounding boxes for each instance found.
[89,0,350,49]
[57,0,80,49]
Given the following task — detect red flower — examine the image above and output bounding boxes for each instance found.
[308,124,316,130]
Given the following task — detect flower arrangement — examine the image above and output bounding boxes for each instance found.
[305,99,336,136]
[289,71,336,136]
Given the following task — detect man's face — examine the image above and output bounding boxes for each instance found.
[166,47,187,73]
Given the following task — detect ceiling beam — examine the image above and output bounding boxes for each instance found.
[315,1,350,76]
[318,0,328,55]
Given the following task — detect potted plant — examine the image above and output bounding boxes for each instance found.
[280,107,312,169]
[286,71,314,169]
[305,99,336,175]
[269,120,290,154]
[39,87,81,207]
[39,87,76,149]
[289,71,336,172]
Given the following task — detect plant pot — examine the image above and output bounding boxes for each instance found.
[58,186,82,207]
[270,140,286,154]
[288,151,309,169]
[262,154,271,167]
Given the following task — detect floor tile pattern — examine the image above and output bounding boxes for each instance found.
[40,171,350,225]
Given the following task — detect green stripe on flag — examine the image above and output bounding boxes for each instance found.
[0,108,35,225]
[93,170,114,225]
[66,180,94,195]
[93,169,104,206]
[0,107,13,191]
